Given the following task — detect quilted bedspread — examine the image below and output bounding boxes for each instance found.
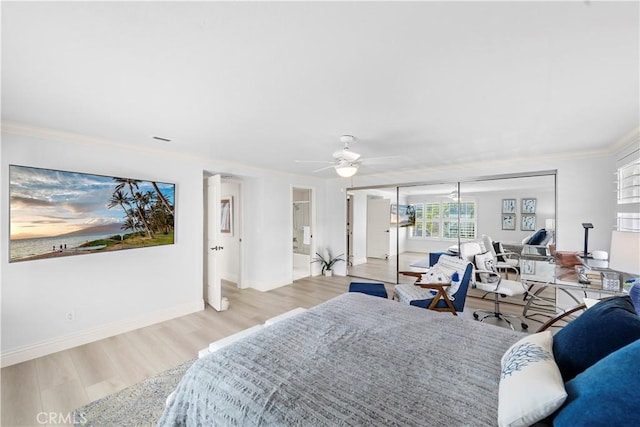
[157,292,524,426]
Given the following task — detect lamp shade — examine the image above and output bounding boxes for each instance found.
[335,164,358,178]
[609,231,640,275]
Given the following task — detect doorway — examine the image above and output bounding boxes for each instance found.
[292,187,313,280]
[204,172,243,311]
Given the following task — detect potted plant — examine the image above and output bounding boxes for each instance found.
[312,249,345,276]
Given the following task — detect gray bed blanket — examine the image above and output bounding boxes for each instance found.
[157,292,524,426]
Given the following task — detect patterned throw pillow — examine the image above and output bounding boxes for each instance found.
[474,252,498,283]
[422,265,451,284]
[498,331,567,427]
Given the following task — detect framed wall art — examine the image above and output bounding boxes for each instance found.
[9,164,175,263]
[521,259,535,275]
[220,196,233,234]
[502,198,516,214]
[521,214,536,231]
[522,198,537,214]
[502,214,516,230]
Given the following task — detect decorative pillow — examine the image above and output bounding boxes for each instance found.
[527,229,547,245]
[552,295,640,381]
[422,265,451,284]
[498,331,567,427]
[474,252,498,283]
[552,339,640,426]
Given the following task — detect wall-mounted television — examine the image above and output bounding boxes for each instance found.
[390,204,415,227]
[9,165,175,263]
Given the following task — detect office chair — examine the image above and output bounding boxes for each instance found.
[460,242,529,330]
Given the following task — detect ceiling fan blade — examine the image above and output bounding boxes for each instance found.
[312,164,336,173]
[294,160,333,164]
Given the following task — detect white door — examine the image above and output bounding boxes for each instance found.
[207,175,228,311]
[367,198,390,259]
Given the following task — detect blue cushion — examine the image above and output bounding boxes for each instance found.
[527,229,547,245]
[552,295,640,381]
[348,282,388,299]
[429,252,447,266]
[552,339,640,426]
[629,283,640,315]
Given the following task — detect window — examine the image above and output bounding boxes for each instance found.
[618,159,640,204]
[411,200,476,239]
[617,157,640,232]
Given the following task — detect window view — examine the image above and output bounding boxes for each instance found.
[411,201,476,240]
[617,158,640,232]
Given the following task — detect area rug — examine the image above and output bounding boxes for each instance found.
[73,359,195,427]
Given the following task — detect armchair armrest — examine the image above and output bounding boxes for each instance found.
[496,250,518,259]
[417,283,450,289]
[399,271,426,284]
[537,303,587,332]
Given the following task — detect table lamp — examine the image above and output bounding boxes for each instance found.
[582,222,593,258]
[609,231,640,276]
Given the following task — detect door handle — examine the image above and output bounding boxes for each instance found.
[210,246,224,251]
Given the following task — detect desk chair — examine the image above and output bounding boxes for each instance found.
[481,235,519,279]
[460,242,529,330]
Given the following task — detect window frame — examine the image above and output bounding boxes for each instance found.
[410,198,477,241]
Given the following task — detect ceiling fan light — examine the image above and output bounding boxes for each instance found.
[335,164,358,178]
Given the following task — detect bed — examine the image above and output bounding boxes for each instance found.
[157,292,525,426]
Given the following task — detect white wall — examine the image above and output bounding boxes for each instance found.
[1,130,204,366]
[241,174,326,290]
[1,126,327,366]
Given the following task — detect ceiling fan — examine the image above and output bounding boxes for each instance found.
[295,135,363,177]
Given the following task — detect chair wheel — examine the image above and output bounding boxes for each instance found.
[473,313,479,319]
[521,323,528,330]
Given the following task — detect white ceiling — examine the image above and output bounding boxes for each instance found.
[2,1,639,178]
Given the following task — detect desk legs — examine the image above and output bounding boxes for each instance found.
[522,283,583,322]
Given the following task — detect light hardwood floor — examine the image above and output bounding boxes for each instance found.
[1,274,544,426]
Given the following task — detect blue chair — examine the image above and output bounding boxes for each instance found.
[348,282,388,299]
[395,256,474,313]
[408,262,473,312]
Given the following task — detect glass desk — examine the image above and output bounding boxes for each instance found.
[520,257,626,323]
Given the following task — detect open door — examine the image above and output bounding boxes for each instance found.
[207,174,229,311]
[367,198,391,259]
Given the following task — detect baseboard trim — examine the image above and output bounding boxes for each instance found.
[0,299,204,368]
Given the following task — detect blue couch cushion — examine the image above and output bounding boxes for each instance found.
[348,282,388,299]
[527,229,547,245]
[552,339,640,426]
[552,295,640,381]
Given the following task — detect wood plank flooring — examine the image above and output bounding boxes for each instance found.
[1,274,547,426]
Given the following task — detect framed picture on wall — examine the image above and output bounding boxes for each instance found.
[502,199,516,214]
[502,214,516,230]
[522,198,537,214]
[220,196,233,235]
[521,259,535,275]
[521,214,536,231]
[9,164,175,263]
